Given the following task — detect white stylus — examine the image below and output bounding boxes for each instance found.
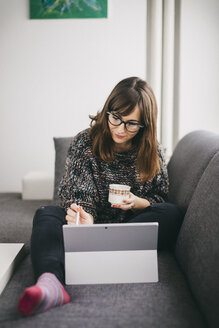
[75,211,80,225]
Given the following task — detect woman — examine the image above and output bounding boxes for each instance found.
[18,77,183,316]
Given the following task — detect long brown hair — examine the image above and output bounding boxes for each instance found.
[89,77,160,181]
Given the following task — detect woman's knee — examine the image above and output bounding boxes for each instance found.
[151,202,183,222]
[33,206,66,226]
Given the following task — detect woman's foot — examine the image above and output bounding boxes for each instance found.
[18,272,70,316]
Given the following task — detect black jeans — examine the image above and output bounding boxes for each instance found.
[30,203,183,285]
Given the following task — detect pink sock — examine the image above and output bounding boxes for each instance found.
[18,273,70,316]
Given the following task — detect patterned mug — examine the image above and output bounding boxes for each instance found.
[108,184,131,205]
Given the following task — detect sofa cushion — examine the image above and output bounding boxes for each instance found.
[0,193,52,250]
[0,252,205,328]
[175,152,219,328]
[167,130,219,213]
[53,137,73,203]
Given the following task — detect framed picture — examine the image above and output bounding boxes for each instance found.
[30,0,107,19]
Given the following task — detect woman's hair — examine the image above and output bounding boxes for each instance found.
[89,76,160,181]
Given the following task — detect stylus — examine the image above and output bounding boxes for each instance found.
[76,211,80,225]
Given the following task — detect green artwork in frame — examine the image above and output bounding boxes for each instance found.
[30,0,107,19]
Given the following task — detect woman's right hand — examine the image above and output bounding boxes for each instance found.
[66,204,94,225]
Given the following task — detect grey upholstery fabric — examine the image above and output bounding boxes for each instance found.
[167,130,219,213]
[0,193,52,251]
[53,137,73,203]
[0,252,205,328]
[175,152,219,328]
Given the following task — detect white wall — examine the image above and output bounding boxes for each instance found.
[178,0,219,140]
[1,0,219,193]
[0,0,146,192]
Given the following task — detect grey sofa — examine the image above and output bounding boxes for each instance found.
[0,130,218,328]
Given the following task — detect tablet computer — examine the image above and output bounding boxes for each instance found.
[63,222,158,284]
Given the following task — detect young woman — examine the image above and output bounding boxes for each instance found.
[18,77,183,316]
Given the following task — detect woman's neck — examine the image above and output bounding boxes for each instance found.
[113,141,132,153]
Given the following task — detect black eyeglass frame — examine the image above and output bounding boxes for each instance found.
[106,111,144,133]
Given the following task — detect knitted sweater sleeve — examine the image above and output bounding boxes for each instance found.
[58,132,99,220]
[146,144,169,204]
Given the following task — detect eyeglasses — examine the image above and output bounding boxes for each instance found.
[107,112,144,133]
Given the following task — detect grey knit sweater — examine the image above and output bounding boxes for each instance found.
[58,129,169,223]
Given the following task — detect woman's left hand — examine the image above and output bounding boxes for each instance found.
[111,192,150,211]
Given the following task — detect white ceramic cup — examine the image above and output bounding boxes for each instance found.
[108,184,131,205]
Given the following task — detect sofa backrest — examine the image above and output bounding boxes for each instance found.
[167,130,219,214]
[175,152,219,328]
[53,137,73,203]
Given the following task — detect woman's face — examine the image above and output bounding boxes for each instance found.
[108,105,141,151]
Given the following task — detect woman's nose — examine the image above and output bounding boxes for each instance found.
[117,122,126,133]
